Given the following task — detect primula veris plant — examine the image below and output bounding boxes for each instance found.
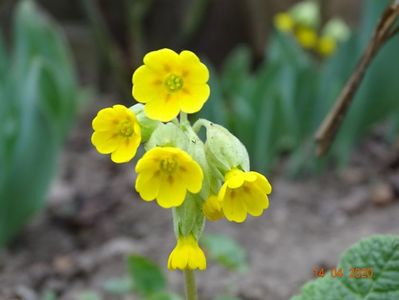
[91,48,272,298]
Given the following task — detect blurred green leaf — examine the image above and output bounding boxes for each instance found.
[148,291,183,300]
[215,296,241,300]
[41,290,57,300]
[202,234,248,272]
[291,235,399,300]
[103,277,133,295]
[0,0,82,247]
[78,292,102,300]
[127,255,166,296]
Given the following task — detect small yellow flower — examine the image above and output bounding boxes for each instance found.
[132,48,210,122]
[135,147,203,208]
[317,35,337,57]
[203,195,224,221]
[218,169,271,223]
[295,27,317,49]
[168,235,206,270]
[274,12,294,33]
[91,105,141,163]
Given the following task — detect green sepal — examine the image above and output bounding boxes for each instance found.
[129,103,161,142]
[144,122,188,151]
[195,119,250,175]
[172,193,205,240]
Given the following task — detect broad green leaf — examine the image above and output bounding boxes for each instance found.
[127,255,166,296]
[201,234,248,272]
[291,235,399,300]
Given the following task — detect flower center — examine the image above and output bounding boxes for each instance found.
[164,74,183,92]
[160,157,178,174]
[118,120,134,137]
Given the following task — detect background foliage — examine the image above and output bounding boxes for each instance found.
[0,0,82,246]
[199,0,399,175]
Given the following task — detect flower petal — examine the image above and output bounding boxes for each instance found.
[91,131,120,154]
[144,94,180,122]
[111,138,139,163]
[179,84,210,113]
[156,176,186,208]
[179,50,209,84]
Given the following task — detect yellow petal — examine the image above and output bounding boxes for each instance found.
[132,66,164,103]
[144,94,181,122]
[135,171,160,201]
[179,50,209,84]
[156,176,186,208]
[179,84,210,113]
[143,48,179,74]
[111,138,139,163]
[254,173,272,194]
[91,131,120,154]
[222,190,247,223]
[180,160,203,193]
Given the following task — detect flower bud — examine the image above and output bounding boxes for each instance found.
[322,18,350,43]
[202,121,249,174]
[290,1,320,29]
[130,103,160,142]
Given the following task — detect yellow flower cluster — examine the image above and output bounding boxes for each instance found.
[273,2,350,57]
[91,48,272,271]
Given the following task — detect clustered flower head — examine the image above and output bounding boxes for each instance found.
[91,48,272,271]
[273,1,350,57]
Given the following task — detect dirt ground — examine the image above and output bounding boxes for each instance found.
[0,98,398,300]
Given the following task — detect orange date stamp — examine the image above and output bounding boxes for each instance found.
[313,266,374,279]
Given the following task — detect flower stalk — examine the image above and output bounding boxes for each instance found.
[184,269,198,300]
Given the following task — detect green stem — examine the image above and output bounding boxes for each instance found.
[180,112,189,126]
[184,269,198,300]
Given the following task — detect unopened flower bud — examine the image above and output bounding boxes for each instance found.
[290,1,320,28]
[322,18,350,43]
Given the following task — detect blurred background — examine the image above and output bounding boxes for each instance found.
[1,0,399,299]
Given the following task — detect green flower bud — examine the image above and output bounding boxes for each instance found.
[322,18,351,42]
[290,1,320,28]
[130,103,161,142]
[196,119,249,175]
[145,122,189,151]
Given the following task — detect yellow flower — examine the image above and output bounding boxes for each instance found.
[168,235,206,270]
[91,105,141,163]
[274,12,294,33]
[203,195,224,221]
[135,147,203,208]
[132,48,210,122]
[317,35,337,57]
[295,27,317,49]
[218,169,271,223]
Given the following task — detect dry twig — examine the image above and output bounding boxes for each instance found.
[315,1,399,156]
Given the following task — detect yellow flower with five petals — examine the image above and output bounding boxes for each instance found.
[91,105,141,163]
[218,169,271,223]
[135,147,203,208]
[132,48,210,122]
[168,235,206,270]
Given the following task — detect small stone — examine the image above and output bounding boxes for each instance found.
[370,182,395,206]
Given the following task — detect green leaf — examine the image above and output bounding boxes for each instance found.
[127,255,166,296]
[148,291,183,300]
[201,234,248,272]
[215,296,241,300]
[291,235,399,300]
[78,292,101,300]
[103,277,133,295]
